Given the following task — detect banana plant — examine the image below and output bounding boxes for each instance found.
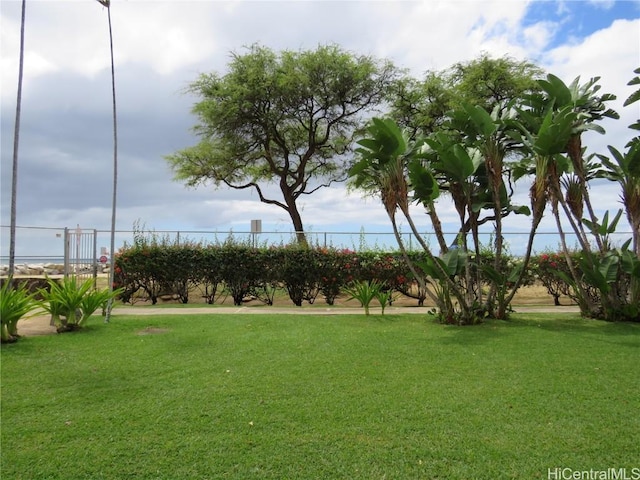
[350,118,441,307]
[511,90,612,315]
[571,240,640,321]
[417,248,476,324]
[534,74,619,253]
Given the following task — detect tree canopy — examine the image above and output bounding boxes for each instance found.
[389,54,543,138]
[166,44,397,243]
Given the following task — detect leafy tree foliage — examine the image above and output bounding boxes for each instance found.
[446,53,543,112]
[390,54,543,138]
[167,44,397,244]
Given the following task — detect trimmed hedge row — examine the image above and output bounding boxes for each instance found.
[113,244,436,306]
[113,243,550,307]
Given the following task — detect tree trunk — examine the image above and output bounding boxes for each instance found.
[281,188,307,246]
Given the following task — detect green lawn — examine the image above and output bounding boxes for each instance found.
[1,313,638,479]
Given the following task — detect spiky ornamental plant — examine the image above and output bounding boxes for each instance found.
[344,280,384,316]
[0,280,38,343]
[79,286,123,325]
[38,277,93,331]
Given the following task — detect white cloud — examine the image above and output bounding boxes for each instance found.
[544,18,640,155]
[2,0,639,257]
[369,1,535,74]
[521,21,556,51]
[587,0,616,9]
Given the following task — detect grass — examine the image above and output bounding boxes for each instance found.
[1,312,639,479]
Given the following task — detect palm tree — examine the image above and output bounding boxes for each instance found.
[600,144,640,256]
[453,103,533,318]
[515,74,635,320]
[349,118,479,324]
[8,0,27,284]
[95,0,118,322]
[537,74,619,253]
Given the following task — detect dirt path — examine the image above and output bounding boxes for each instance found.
[17,305,580,337]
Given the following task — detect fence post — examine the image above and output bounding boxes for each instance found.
[92,229,98,289]
[63,227,70,278]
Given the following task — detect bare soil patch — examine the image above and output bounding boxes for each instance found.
[16,315,57,337]
[136,327,171,336]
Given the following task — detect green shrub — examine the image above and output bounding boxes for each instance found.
[317,248,354,305]
[79,286,123,325]
[532,251,574,305]
[273,246,321,306]
[344,280,386,316]
[195,246,224,304]
[38,277,121,332]
[218,243,269,305]
[38,277,92,330]
[0,279,38,343]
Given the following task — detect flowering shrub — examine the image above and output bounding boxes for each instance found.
[531,251,575,305]
[217,244,270,306]
[271,246,323,306]
[112,241,422,307]
[113,246,156,303]
[317,248,356,305]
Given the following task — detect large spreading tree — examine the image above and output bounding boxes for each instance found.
[167,44,397,244]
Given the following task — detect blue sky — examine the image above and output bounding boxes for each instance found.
[523,0,639,47]
[1,0,638,258]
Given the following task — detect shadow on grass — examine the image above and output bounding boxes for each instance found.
[436,313,640,348]
[514,314,639,347]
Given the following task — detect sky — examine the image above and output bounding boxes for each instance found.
[1,0,639,258]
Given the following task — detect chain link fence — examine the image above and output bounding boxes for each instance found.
[4,223,627,273]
